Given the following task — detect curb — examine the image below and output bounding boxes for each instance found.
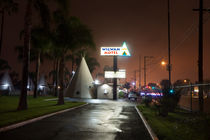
[135,106,159,140]
[0,103,88,133]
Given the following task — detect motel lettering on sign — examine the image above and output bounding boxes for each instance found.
[101,42,131,56]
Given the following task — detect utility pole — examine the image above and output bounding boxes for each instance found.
[144,56,146,86]
[139,55,141,88]
[193,0,210,112]
[144,56,153,86]
[198,0,204,113]
[167,0,172,86]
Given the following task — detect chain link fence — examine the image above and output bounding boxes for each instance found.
[175,83,210,113]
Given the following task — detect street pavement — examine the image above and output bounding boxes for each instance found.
[0,99,152,140]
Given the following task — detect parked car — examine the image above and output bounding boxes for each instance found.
[128,92,137,100]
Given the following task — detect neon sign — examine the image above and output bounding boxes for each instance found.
[101,42,131,56]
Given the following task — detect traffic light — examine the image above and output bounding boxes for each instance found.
[152,86,155,90]
[169,89,174,94]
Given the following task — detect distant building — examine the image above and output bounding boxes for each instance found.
[97,83,113,99]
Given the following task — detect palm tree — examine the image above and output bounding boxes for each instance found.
[0,58,11,72]
[31,27,51,98]
[17,0,32,110]
[0,0,18,55]
[46,42,63,97]
[52,16,95,105]
[17,0,50,110]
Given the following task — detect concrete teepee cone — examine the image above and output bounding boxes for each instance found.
[65,57,94,98]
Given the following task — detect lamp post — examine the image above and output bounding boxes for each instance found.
[94,79,100,99]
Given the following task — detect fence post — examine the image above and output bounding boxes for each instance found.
[190,83,193,113]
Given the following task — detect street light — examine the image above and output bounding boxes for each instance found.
[94,79,100,99]
[94,79,100,85]
[161,60,166,66]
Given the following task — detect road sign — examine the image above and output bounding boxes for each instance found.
[101,42,131,56]
[104,70,126,78]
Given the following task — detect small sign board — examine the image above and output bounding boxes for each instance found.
[101,42,131,56]
[105,70,126,78]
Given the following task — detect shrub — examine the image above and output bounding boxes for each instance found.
[143,95,152,106]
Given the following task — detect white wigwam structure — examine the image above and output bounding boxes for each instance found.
[0,72,15,94]
[65,57,94,98]
[38,75,49,95]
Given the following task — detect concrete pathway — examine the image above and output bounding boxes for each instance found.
[0,99,152,140]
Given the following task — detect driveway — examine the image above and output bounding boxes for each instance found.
[0,99,152,140]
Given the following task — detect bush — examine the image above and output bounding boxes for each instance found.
[118,91,125,98]
[156,88,181,117]
[143,95,152,106]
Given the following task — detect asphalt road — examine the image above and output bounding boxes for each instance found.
[0,99,152,140]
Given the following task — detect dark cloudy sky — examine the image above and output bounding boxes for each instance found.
[1,0,210,85]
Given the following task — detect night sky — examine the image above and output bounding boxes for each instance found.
[1,0,210,85]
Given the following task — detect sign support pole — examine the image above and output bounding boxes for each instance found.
[113,56,117,100]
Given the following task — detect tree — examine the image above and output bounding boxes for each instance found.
[9,70,19,86]
[160,79,171,89]
[156,79,181,117]
[45,44,61,97]
[123,82,131,90]
[31,27,51,98]
[17,0,50,110]
[15,31,48,99]
[103,65,113,71]
[148,83,157,88]
[64,67,71,87]
[17,0,32,110]
[30,0,51,98]
[0,0,18,55]
[0,58,11,72]
[52,16,95,105]
[75,50,100,73]
[15,45,37,62]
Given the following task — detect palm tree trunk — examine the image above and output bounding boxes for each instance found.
[0,9,4,56]
[33,52,40,98]
[53,59,56,95]
[71,56,74,79]
[17,0,32,110]
[71,57,74,72]
[55,59,59,96]
[57,56,64,105]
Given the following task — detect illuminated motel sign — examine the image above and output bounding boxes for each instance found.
[101,42,131,56]
[101,42,130,100]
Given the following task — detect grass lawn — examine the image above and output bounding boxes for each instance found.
[0,96,86,127]
[137,105,210,140]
